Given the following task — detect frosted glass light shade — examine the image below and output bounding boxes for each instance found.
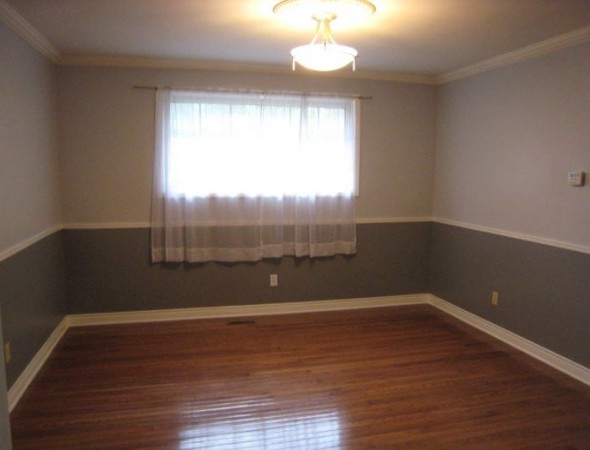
[291,43,357,71]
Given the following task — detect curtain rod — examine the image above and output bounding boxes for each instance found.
[133,85,372,100]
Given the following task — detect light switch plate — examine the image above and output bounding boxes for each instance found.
[568,171,585,187]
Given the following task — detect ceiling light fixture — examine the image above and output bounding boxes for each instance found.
[290,13,358,71]
[273,0,376,72]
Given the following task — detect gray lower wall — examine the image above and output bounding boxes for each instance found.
[4,221,590,395]
[65,222,432,313]
[430,223,590,368]
[0,231,67,388]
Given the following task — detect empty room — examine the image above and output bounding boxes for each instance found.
[1,0,589,448]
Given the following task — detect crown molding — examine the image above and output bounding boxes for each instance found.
[58,53,436,85]
[48,24,590,85]
[52,25,590,85]
[58,53,296,74]
[437,25,590,84]
[0,0,60,63]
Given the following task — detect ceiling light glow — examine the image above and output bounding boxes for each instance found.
[273,0,376,29]
[274,0,375,72]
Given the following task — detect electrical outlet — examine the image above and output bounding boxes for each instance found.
[270,274,278,287]
[491,291,499,306]
[4,342,11,364]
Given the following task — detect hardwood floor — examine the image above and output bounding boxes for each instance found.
[10,305,590,449]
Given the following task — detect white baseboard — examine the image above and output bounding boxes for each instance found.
[428,295,590,387]
[7,317,69,412]
[67,294,428,327]
[8,294,590,412]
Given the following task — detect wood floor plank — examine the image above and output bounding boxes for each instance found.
[10,305,590,449]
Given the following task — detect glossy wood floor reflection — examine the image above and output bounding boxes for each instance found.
[11,306,590,449]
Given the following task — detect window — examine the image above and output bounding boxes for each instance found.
[151,89,358,263]
[160,90,359,198]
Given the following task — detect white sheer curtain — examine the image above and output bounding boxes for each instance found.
[151,89,358,263]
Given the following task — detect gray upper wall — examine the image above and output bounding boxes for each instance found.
[0,20,64,450]
[0,22,62,254]
[56,66,436,225]
[434,41,590,248]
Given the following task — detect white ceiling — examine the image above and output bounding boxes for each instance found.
[4,0,590,80]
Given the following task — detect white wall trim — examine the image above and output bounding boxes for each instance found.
[5,219,587,263]
[7,317,69,412]
[58,25,590,85]
[437,25,590,84]
[60,217,590,256]
[433,217,590,255]
[356,216,433,224]
[0,0,60,63]
[67,294,427,327]
[58,54,438,85]
[0,224,62,263]
[64,222,150,230]
[429,295,590,387]
[64,218,433,230]
[8,294,590,412]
